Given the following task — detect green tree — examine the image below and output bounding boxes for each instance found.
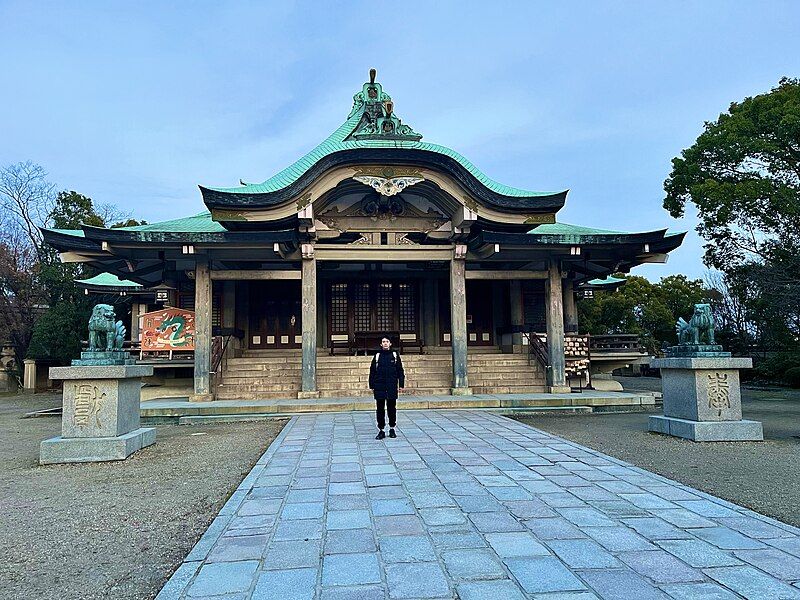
[578,275,707,353]
[663,78,800,348]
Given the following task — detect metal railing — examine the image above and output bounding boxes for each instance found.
[589,334,645,353]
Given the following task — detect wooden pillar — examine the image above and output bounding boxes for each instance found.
[222,281,236,328]
[546,258,567,392]
[563,279,578,333]
[422,278,437,349]
[299,245,319,398]
[509,280,524,350]
[191,261,213,401]
[450,247,471,394]
[130,302,141,344]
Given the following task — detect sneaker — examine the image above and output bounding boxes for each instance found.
[389,428,397,438]
[375,430,386,440]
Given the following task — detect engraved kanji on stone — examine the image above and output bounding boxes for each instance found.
[707,372,730,414]
[73,384,105,428]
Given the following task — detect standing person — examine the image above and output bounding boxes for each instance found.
[369,335,405,440]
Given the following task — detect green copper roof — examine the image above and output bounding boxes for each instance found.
[120,211,225,233]
[204,71,564,200]
[587,276,627,286]
[528,223,626,236]
[77,273,143,288]
[47,212,224,238]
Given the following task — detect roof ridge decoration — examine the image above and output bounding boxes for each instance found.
[346,68,422,142]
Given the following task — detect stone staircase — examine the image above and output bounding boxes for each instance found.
[215,348,546,400]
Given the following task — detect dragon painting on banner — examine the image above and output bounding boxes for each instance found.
[140,308,195,353]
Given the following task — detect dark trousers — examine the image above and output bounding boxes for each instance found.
[375,396,397,429]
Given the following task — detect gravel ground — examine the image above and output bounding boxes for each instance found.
[0,392,286,600]
[515,376,800,528]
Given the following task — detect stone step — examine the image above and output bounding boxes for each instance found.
[472,385,548,395]
[217,383,301,393]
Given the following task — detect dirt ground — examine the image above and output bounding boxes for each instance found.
[0,392,286,600]
[516,377,800,528]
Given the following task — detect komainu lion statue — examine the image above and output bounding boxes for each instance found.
[88,304,127,351]
[676,303,715,345]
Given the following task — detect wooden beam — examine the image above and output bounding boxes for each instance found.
[210,270,301,280]
[465,271,548,280]
[315,245,454,262]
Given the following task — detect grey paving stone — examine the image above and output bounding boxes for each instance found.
[655,539,740,568]
[419,507,467,526]
[733,547,800,580]
[442,548,506,580]
[659,582,740,600]
[578,568,669,599]
[409,491,456,508]
[485,532,550,557]
[767,536,800,558]
[693,526,769,549]
[332,471,364,483]
[380,534,437,562]
[530,593,600,600]
[369,485,408,500]
[372,498,416,516]
[520,480,564,494]
[329,482,367,495]
[281,501,325,520]
[430,530,488,550]
[674,500,740,518]
[454,494,504,513]
[263,539,321,569]
[322,552,382,586]
[582,526,655,552]
[375,515,426,536]
[385,562,451,599]
[547,539,620,569]
[718,515,796,539]
[251,567,317,600]
[540,492,588,508]
[618,550,704,583]
[319,585,387,600]
[326,509,372,530]
[622,517,693,540]
[704,565,800,599]
[286,488,326,503]
[324,527,377,554]
[557,507,615,527]
[273,519,324,541]
[238,498,282,516]
[328,493,370,510]
[469,511,525,533]
[186,560,259,597]
[504,556,586,594]
[293,476,328,489]
[525,517,587,540]
[656,509,716,529]
[248,485,289,499]
[227,514,276,531]
[588,500,649,518]
[456,579,526,600]
[488,486,535,501]
[206,534,268,563]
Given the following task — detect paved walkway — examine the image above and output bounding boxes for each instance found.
[157,411,800,599]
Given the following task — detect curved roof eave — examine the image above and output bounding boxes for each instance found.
[200,147,567,214]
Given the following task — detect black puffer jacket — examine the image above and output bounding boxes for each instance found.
[369,349,405,393]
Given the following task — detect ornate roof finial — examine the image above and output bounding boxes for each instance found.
[346,69,422,141]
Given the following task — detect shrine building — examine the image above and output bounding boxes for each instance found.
[43,70,684,404]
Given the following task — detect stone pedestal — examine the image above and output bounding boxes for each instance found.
[649,356,762,442]
[41,363,155,464]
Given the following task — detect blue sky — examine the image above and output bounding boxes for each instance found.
[1,1,798,280]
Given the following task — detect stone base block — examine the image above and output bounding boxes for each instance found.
[451,387,473,396]
[189,393,215,402]
[297,391,320,399]
[648,416,763,442]
[40,427,156,464]
[547,385,572,394]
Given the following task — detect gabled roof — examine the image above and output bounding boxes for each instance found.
[200,69,567,213]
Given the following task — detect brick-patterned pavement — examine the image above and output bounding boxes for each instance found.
[158,411,800,599]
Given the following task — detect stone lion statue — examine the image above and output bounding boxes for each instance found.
[88,304,126,351]
[676,303,715,345]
